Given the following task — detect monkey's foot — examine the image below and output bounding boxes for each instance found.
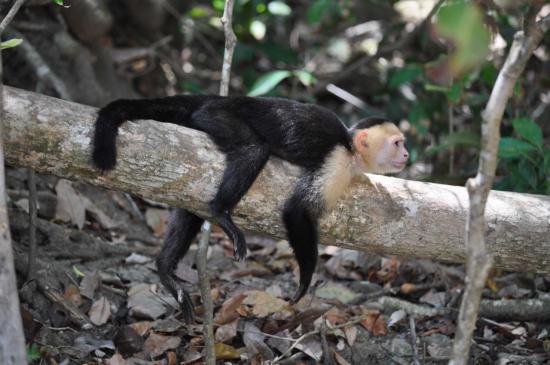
[174,287,195,324]
[159,273,196,324]
[233,237,247,261]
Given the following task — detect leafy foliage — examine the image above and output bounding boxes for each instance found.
[1,38,22,50]
[175,1,548,195]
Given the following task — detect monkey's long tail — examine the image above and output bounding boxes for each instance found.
[92,96,210,171]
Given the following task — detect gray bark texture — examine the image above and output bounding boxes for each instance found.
[3,86,550,272]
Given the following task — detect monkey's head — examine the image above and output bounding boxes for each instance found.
[351,120,409,174]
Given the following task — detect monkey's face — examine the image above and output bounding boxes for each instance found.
[353,123,409,175]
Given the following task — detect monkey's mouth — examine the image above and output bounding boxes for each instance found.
[393,161,407,169]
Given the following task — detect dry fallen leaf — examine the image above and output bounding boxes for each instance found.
[63,284,83,306]
[215,320,238,343]
[145,208,169,237]
[55,179,86,229]
[373,316,388,336]
[343,326,357,346]
[361,310,388,336]
[80,270,101,300]
[243,290,289,318]
[214,293,247,325]
[89,296,111,326]
[377,256,400,283]
[325,307,347,326]
[144,332,181,358]
[129,321,153,337]
[400,283,417,295]
[166,351,177,365]
[104,353,128,365]
[113,326,144,356]
[214,343,241,360]
[333,350,352,365]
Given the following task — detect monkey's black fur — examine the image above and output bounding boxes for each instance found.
[93,95,379,323]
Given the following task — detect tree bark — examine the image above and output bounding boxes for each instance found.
[3,86,550,272]
[0,1,32,363]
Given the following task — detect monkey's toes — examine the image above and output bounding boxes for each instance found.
[175,287,195,324]
[234,241,247,261]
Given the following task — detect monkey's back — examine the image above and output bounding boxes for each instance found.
[193,96,352,170]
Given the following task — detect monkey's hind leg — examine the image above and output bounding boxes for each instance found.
[283,181,319,303]
[156,208,203,323]
[210,144,270,261]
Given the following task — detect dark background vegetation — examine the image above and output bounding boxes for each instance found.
[1,0,549,364]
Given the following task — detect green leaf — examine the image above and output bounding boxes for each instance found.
[247,70,291,96]
[1,38,22,50]
[268,1,292,16]
[518,162,538,190]
[388,65,423,89]
[188,6,210,18]
[249,20,266,40]
[52,0,64,4]
[72,265,85,278]
[424,83,450,93]
[498,137,538,158]
[435,2,490,76]
[307,0,335,24]
[27,344,41,362]
[512,118,543,148]
[294,70,315,87]
[543,149,550,175]
[446,82,462,104]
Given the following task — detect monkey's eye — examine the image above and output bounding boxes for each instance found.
[394,140,400,148]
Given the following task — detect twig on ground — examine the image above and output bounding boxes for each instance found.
[365,296,448,318]
[319,319,333,365]
[409,315,421,365]
[479,297,550,321]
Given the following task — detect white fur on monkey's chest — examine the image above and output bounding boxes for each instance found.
[316,146,354,210]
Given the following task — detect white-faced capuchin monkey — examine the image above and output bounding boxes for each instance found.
[92,95,409,323]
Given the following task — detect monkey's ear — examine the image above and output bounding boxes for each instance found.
[353,129,369,152]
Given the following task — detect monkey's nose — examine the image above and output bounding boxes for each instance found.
[403,152,409,159]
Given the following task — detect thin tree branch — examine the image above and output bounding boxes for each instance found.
[0,1,30,363]
[449,8,550,365]
[0,0,26,33]
[195,0,236,364]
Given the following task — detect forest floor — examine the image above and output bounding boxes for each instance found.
[8,168,550,365]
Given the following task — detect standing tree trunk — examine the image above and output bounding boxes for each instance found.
[0,1,31,363]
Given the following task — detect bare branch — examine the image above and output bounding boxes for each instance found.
[196,0,236,363]
[450,9,550,365]
[219,0,236,97]
[0,1,31,363]
[0,0,26,33]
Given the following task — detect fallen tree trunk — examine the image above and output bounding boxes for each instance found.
[4,86,550,272]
